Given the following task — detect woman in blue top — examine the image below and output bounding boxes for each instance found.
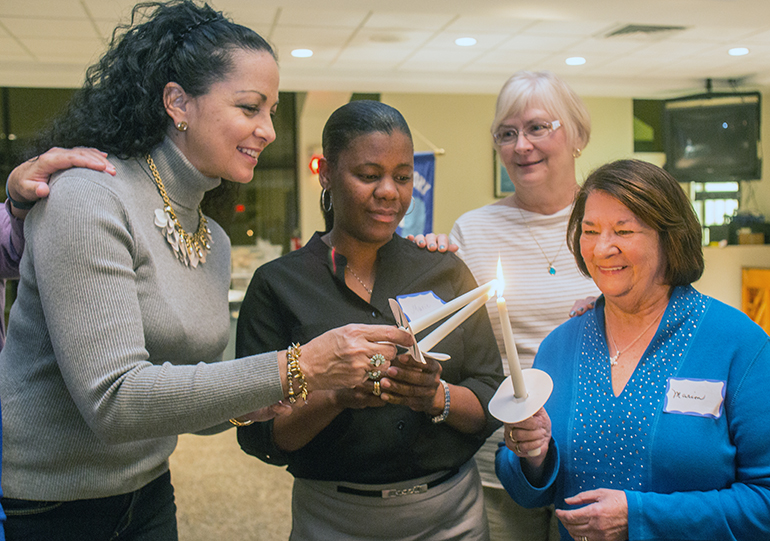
[496,159,770,541]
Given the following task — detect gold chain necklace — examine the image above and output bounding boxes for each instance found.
[516,207,565,275]
[146,155,212,268]
[345,265,373,295]
[606,308,666,366]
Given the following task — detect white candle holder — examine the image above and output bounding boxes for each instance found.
[488,369,553,424]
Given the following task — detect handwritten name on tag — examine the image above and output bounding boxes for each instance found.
[396,291,444,322]
[664,377,725,419]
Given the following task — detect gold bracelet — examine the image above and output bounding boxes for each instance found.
[286,342,308,404]
[229,417,254,427]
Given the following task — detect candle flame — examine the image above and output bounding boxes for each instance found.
[496,257,505,298]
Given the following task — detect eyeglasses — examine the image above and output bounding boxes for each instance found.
[493,120,561,146]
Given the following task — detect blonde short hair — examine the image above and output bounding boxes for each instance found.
[491,70,591,151]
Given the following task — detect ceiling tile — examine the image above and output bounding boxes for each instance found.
[349,28,437,50]
[365,12,457,31]
[271,26,354,49]
[22,37,105,63]
[399,48,484,71]
[497,34,584,52]
[1,18,99,39]
[445,15,533,34]
[0,37,31,59]
[421,31,512,51]
[210,1,278,25]
[332,46,410,65]
[674,25,764,43]
[278,51,339,66]
[0,0,84,18]
[81,0,136,20]
[566,37,648,55]
[525,19,617,36]
[276,7,368,27]
[740,27,770,44]
[465,50,553,73]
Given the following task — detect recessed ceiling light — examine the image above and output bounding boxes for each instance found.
[565,57,586,66]
[728,47,749,56]
[455,37,477,47]
[291,49,313,58]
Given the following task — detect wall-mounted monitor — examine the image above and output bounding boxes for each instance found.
[663,92,761,183]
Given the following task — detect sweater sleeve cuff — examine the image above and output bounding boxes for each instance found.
[495,437,560,508]
[5,199,25,258]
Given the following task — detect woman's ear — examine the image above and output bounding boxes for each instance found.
[318,157,332,190]
[163,82,190,127]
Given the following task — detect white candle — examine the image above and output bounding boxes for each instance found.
[496,259,527,399]
[417,289,495,353]
[409,279,497,334]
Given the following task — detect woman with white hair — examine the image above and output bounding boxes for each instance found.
[417,70,601,540]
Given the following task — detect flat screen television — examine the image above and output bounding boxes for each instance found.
[663,92,761,183]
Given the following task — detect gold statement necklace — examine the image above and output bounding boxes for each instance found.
[146,155,212,268]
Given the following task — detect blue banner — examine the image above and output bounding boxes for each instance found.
[397,151,434,237]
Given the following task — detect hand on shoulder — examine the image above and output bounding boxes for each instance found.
[406,232,458,253]
[6,147,116,217]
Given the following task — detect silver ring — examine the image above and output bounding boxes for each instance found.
[369,353,386,367]
[367,370,382,380]
[580,537,588,541]
[372,381,381,396]
[514,443,522,455]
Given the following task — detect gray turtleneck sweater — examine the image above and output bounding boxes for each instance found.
[0,138,283,501]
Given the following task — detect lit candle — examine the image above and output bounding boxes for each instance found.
[417,288,495,353]
[496,258,527,399]
[409,279,497,334]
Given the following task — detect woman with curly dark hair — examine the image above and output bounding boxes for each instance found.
[0,2,411,540]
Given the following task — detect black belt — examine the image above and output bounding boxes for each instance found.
[336,468,460,499]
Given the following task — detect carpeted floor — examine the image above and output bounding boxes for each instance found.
[170,429,293,540]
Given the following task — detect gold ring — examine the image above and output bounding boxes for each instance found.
[369,353,386,367]
[580,537,588,541]
[367,370,382,380]
[373,381,381,396]
[509,429,517,443]
[514,443,522,455]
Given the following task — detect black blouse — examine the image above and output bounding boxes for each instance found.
[236,233,503,484]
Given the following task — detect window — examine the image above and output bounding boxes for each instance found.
[690,181,740,227]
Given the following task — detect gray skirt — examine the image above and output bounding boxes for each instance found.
[289,459,488,541]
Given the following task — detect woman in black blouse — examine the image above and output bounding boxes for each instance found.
[236,100,504,540]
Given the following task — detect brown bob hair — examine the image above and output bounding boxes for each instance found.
[567,159,704,287]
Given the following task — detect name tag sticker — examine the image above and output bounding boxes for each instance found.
[664,377,725,419]
[396,291,444,322]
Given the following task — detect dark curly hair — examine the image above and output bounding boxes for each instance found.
[567,159,704,287]
[30,0,275,159]
[320,100,412,232]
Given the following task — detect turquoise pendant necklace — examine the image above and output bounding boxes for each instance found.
[517,207,565,276]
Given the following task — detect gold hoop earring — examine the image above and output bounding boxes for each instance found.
[321,188,332,212]
[176,121,188,132]
[573,148,582,158]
